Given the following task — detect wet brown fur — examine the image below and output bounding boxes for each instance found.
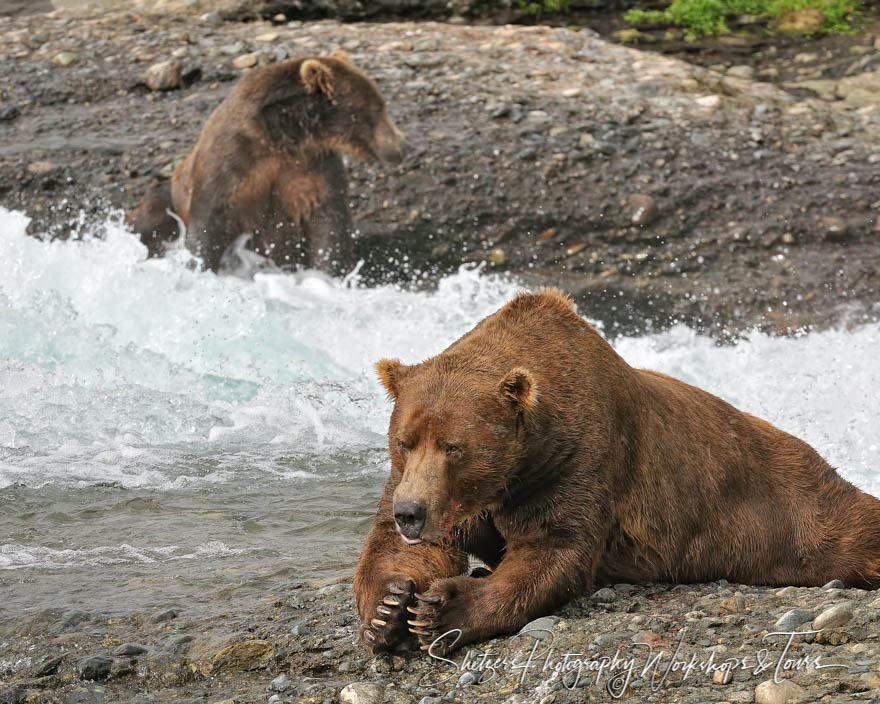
[126,51,402,273]
[354,288,880,655]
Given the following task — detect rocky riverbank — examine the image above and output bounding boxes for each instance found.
[2,577,879,703]
[1,6,879,336]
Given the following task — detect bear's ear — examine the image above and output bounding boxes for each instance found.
[376,358,408,400]
[328,50,354,67]
[499,367,537,413]
[300,59,334,96]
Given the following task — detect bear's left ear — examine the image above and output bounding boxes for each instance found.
[499,367,537,413]
[300,58,334,96]
[376,358,408,400]
[328,50,355,67]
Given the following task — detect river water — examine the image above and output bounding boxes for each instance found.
[1,207,878,620]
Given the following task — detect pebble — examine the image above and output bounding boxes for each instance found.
[754,678,806,704]
[268,696,284,704]
[166,634,195,651]
[267,673,294,693]
[143,61,181,91]
[820,215,848,240]
[694,94,721,111]
[112,643,149,656]
[519,616,558,639]
[713,668,733,684]
[340,682,385,704]
[720,593,746,612]
[0,104,21,121]
[27,160,57,176]
[233,53,259,70]
[200,11,222,25]
[257,32,279,42]
[151,608,178,623]
[822,579,846,590]
[516,146,537,161]
[77,655,113,681]
[591,587,617,603]
[727,65,754,79]
[563,241,587,257]
[775,586,800,597]
[213,640,274,670]
[632,630,661,647]
[317,583,347,595]
[458,671,480,686]
[774,609,814,631]
[33,655,64,677]
[628,194,657,226]
[52,51,76,66]
[812,602,854,630]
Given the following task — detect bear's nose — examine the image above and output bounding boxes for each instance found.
[393,501,426,540]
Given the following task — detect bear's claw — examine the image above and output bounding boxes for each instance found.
[406,590,454,652]
[360,578,417,654]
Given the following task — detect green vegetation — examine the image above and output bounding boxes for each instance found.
[623,0,862,38]
[515,0,574,18]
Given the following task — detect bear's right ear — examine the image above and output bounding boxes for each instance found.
[328,50,355,67]
[300,59,334,96]
[376,358,408,400]
[499,367,537,413]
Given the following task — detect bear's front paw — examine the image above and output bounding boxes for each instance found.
[361,579,416,654]
[406,578,471,656]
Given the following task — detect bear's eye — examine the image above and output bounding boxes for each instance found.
[445,444,462,457]
[397,440,409,455]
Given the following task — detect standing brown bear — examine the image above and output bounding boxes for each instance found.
[127,51,402,274]
[354,289,880,655]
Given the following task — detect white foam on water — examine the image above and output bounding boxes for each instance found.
[0,207,878,501]
[0,540,252,570]
[0,208,520,490]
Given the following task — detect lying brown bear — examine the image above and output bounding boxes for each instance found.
[354,288,880,655]
[127,51,402,274]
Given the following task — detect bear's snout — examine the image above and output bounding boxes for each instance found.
[393,500,426,544]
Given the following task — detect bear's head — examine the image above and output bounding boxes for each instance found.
[260,51,403,165]
[375,357,538,545]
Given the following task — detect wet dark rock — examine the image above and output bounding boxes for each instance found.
[65,689,105,704]
[151,608,178,623]
[77,655,113,681]
[0,105,20,121]
[0,685,27,704]
[166,633,196,652]
[112,642,149,656]
[33,654,64,677]
[52,610,91,634]
[516,146,537,161]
